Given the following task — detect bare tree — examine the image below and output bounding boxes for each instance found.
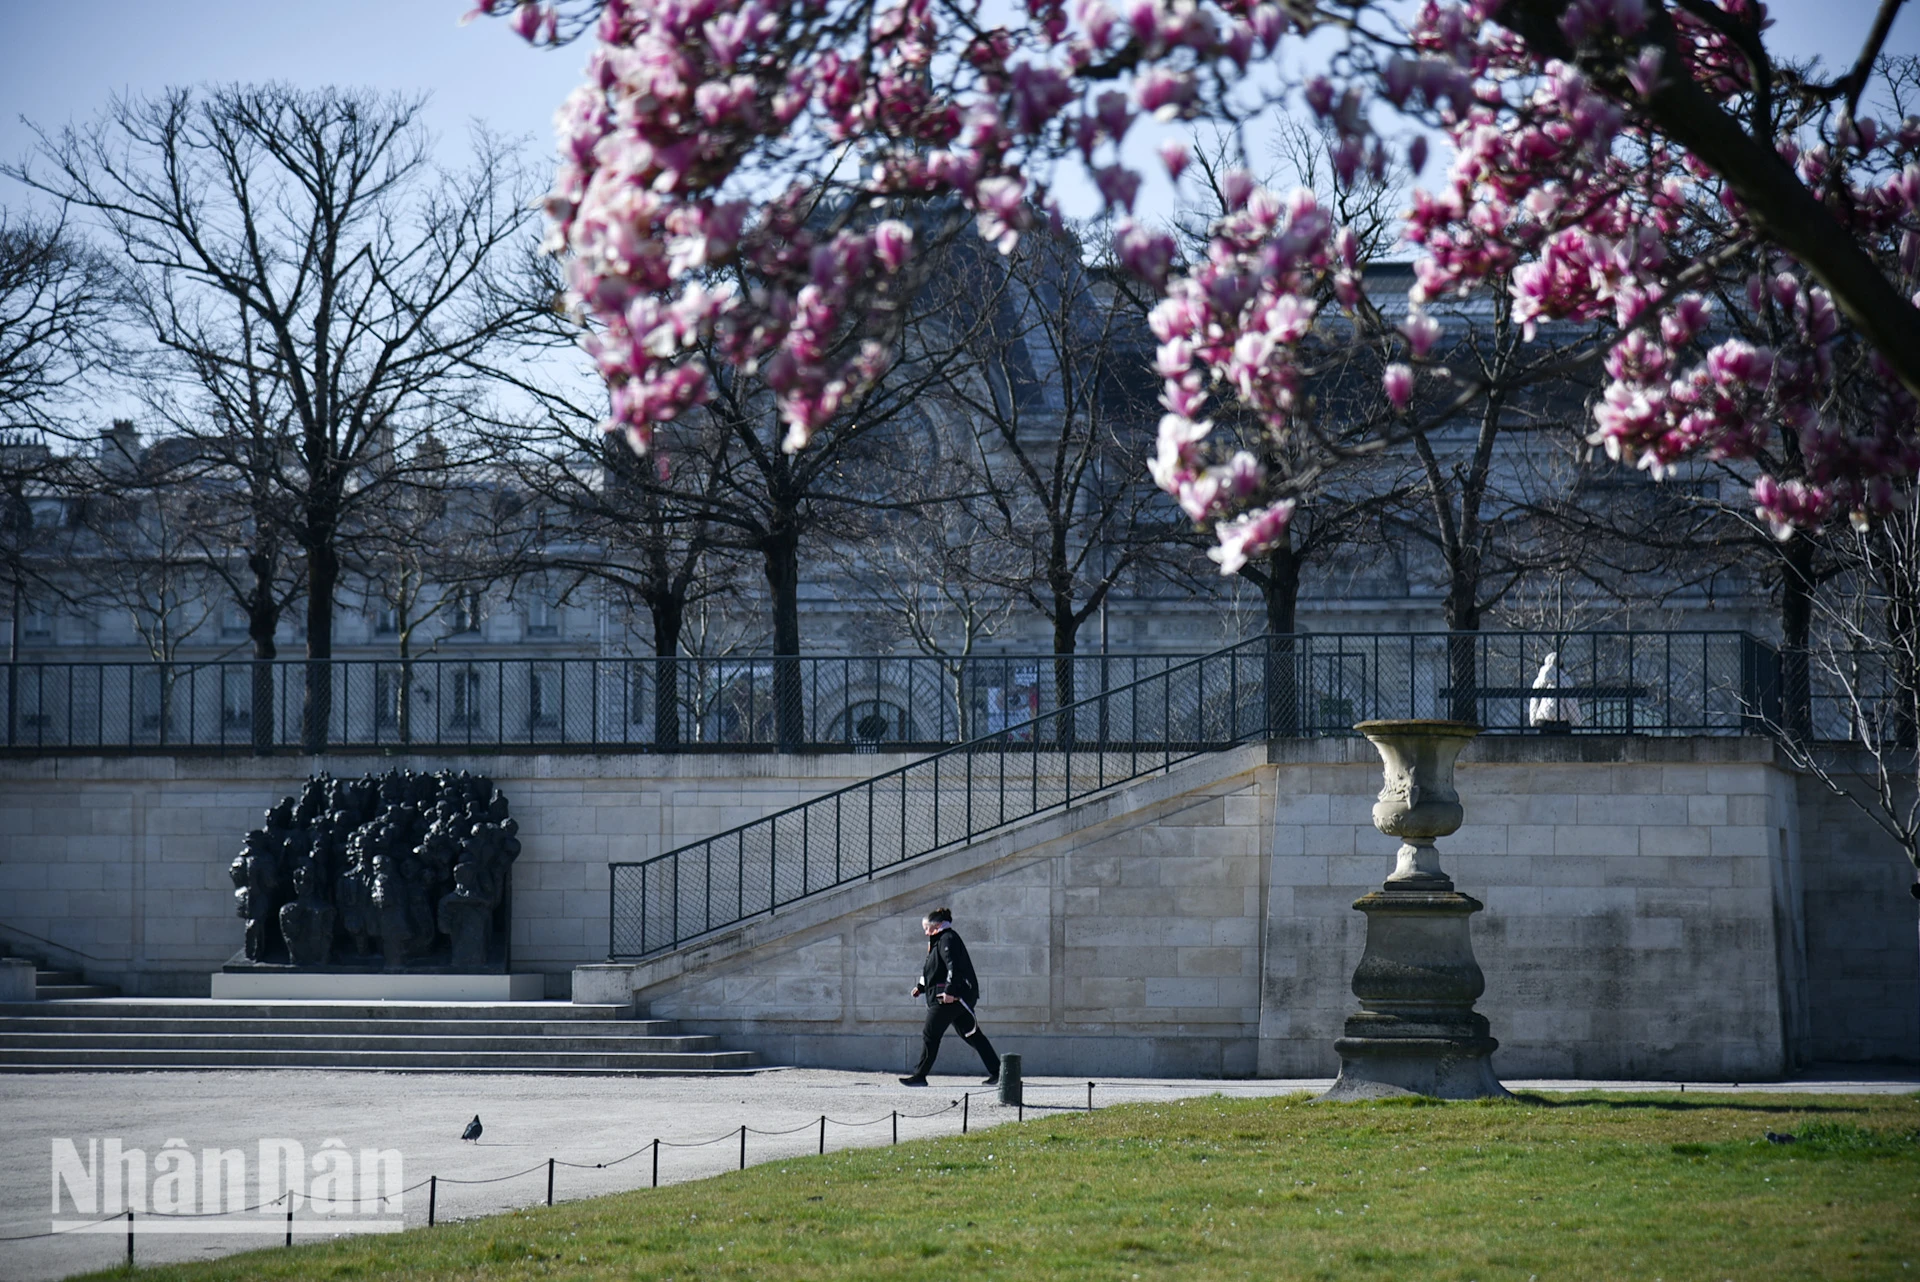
[0,211,116,431]
[74,429,224,736]
[822,455,1015,738]
[920,225,1186,718]
[10,83,544,748]
[0,212,117,697]
[480,385,746,747]
[1764,481,1920,895]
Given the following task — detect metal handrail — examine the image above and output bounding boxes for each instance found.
[0,650,1206,755]
[607,636,1282,958]
[604,628,1785,958]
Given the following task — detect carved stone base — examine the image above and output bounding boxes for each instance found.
[1321,889,1512,1102]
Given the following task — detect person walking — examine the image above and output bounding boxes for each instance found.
[899,907,1000,1086]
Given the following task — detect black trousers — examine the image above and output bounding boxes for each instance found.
[912,1001,999,1079]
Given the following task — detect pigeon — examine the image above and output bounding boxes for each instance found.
[462,1115,483,1143]
[1764,1130,1796,1145]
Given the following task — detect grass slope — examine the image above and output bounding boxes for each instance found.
[82,1092,1920,1282]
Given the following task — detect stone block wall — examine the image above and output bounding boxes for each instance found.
[1257,738,1813,1079]
[0,753,915,995]
[626,749,1276,1077]
[1,736,1913,1079]
[1796,773,1920,1061]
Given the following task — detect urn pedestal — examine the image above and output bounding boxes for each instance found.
[1321,719,1511,1101]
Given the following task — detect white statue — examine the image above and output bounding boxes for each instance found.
[1528,651,1580,727]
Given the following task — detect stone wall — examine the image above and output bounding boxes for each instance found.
[0,753,916,996]
[1258,738,1813,1079]
[1796,773,1920,1061]
[1,738,1914,1080]
[622,748,1275,1077]
[606,738,1917,1079]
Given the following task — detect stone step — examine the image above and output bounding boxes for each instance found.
[35,969,84,986]
[0,1032,727,1053]
[32,984,119,1000]
[0,1063,764,1077]
[0,1047,761,1070]
[0,1017,681,1037]
[0,999,634,1020]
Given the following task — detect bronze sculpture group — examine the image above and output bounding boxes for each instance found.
[230,770,521,972]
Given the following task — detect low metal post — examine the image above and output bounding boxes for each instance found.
[547,1157,555,1206]
[1088,1081,1095,1112]
[739,1124,746,1170]
[126,1210,133,1266]
[285,1200,293,1246]
[428,1176,437,1227]
[962,1093,969,1134]
[652,1139,659,1188]
[818,1114,826,1155]
[891,1110,898,1145]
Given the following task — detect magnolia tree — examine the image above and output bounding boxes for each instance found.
[473,0,1919,580]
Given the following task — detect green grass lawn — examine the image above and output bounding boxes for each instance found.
[83,1092,1920,1282]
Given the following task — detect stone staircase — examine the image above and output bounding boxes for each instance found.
[0,948,121,1000]
[0,999,762,1074]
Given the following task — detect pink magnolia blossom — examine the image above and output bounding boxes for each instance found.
[1383,363,1415,410]
[1208,501,1296,574]
[478,0,1920,546]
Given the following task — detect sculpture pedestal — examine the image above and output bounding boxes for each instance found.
[1323,889,1510,1100]
[210,970,544,1001]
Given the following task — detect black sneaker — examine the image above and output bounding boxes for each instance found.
[981,1073,999,1086]
[898,1075,928,1086]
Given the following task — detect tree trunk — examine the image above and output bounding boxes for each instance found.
[247,552,278,756]
[1444,591,1481,726]
[1778,535,1815,741]
[6,581,18,748]
[1248,540,1301,735]
[763,529,803,752]
[303,542,338,753]
[1052,609,1078,749]
[650,594,684,750]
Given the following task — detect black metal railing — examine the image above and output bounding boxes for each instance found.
[0,631,1778,755]
[1265,629,1777,736]
[604,628,1782,958]
[608,636,1278,958]
[0,651,1203,755]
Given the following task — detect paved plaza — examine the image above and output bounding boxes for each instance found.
[2,1066,1915,1280]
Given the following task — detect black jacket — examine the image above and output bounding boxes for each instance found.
[919,928,981,1008]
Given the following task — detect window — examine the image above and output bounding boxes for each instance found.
[628,661,652,726]
[221,668,251,728]
[221,606,249,638]
[451,591,484,635]
[135,670,169,735]
[829,698,910,746]
[373,606,399,637]
[446,666,483,730]
[525,597,557,638]
[21,610,51,643]
[374,667,404,730]
[527,665,560,730]
[1307,653,1369,732]
[16,667,49,731]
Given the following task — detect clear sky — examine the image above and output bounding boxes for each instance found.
[5,0,1917,218]
[0,1,586,207]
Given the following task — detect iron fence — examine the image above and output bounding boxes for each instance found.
[604,628,1781,958]
[608,636,1278,958]
[0,632,1779,755]
[0,652,1203,755]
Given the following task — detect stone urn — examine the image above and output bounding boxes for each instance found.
[1321,719,1510,1101]
[1364,719,1475,890]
